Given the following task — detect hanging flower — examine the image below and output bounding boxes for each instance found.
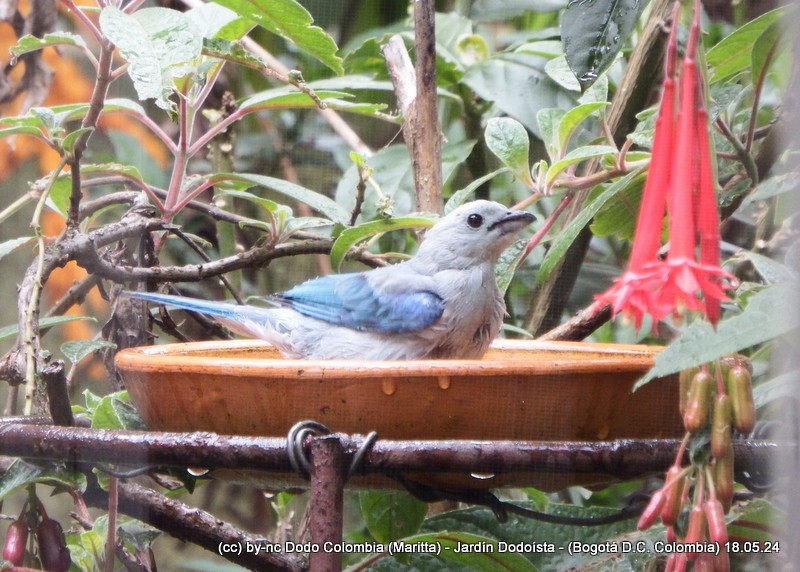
[596,0,737,329]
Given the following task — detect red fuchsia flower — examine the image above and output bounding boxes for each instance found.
[593,3,680,330]
[596,0,736,329]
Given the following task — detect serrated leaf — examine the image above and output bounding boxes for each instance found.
[706,6,790,84]
[561,0,642,88]
[538,168,645,283]
[484,118,534,189]
[91,392,146,430]
[212,172,349,224]
[186,2,249,40]
[100,7,203,110]
[359,491,427,544]
[546,144,617,187]
[557,101,609,154]
[211,0,342,74]
[0,315,96,342]
[635,282,800,389]
[10,32,86,58]
[330,215,438,271]
[0,236,35,262]
[445,168,509,214]
[61,340,117,365]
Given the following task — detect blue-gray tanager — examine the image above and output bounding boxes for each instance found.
[125,200,534,359]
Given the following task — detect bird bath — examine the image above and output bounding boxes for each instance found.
[116,339,683,489]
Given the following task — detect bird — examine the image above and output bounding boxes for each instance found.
[125,200,535,360]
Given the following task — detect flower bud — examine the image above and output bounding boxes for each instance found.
[727,365,755,434]
[679,367,698,415]
[695,554,714,571]
[637,488,666,531]
[660,466,686,526]
[665,552,688,572]
[36,518,71,572]
[704,498,728,544]
[684,505,707,560]
[683,370,713,433]
[714,550,731,572]
[3,518,28,565]
[712,443,735,513]
[711,394,732,459]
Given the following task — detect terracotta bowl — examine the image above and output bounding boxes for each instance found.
[116,339,682,489]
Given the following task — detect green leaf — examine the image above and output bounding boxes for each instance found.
[484,118,534,189]
[469,0,567,21]
[544,54,581,92]
[211,0,342,74]
[635,282,800,389]
[538,168,645,283]
[238,86,386,117]
[398,531,537,571]
[202,37,267,71]
[461,50,569,137]
[61,340,117,365]
[60,126,94,154]
[536,108,565,160]
[47,163,145,218]
[186,2,250,41]
[496,239,527,296]
[753,370,798,409]
[213,173,349,224]
[0,459,86,502]
[0,459,43,501]
[99,7,203,110]
[589,174,645,239]
[445,168,509,214]
[545,144,617,187]
[557,101,609,155]
[330,215,438,271]
[735,251,797,285]
[706,6,790,84]
[0,236,35,262]
[10,32,87,57]
[561,0,643,88]
[91,391,146,430]
[751,20,783,88]
[0,315,96,342]
[359,491,427,544]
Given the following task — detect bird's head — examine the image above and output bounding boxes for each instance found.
[416,200,535,268]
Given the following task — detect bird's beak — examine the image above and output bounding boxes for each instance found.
[489,210,536,233]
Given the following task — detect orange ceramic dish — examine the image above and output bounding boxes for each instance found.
[116,339,682,489]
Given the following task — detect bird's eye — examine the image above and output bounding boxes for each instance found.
[466,213,484,229]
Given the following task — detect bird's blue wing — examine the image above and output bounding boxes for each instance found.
[276,274,443,333]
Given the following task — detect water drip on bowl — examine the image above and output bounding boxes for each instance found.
[381,378,397,396]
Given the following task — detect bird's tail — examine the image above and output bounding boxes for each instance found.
[122,291,247,319]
